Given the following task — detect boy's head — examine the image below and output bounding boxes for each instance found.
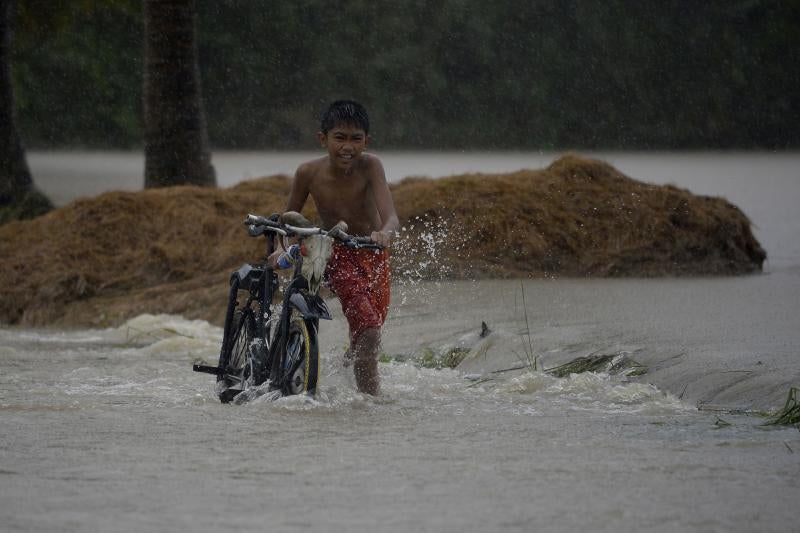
[320,100,369,135]
[318,101,371,171]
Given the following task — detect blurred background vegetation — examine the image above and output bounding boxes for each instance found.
[11,0,800,150]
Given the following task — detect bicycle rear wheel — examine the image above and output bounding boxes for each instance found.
[281,314,319,396]
[217,278,259,403]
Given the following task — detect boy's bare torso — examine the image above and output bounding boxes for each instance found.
[289,154,386,236]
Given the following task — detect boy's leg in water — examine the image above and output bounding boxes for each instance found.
[352,327,381,395]
[327,246,390,395]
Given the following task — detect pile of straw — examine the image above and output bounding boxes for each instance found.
[0,155,765,327]
[392,154,765,278]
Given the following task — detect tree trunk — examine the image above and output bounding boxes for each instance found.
[0,0,51,224]
[143,0,215,188]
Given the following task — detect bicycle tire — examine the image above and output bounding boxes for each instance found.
[216,276,241,402]
[281,313,320,396]
[217,275,241,362]
[218,308,257,403]
[217,306,257,404]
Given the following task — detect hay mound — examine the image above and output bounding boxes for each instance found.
[0,155,765,327]
[392,155,765,278]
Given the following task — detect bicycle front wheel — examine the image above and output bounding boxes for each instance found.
[281,314,319,396]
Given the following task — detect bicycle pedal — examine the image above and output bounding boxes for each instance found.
[193,363,222,376]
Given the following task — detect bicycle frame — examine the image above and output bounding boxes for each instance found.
[194,213,373,397]
[227,230,279,387]
[196,229,332,389]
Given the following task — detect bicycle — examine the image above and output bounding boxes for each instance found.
[192,213,379,403]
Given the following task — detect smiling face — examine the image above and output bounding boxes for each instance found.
[318,123,370,172]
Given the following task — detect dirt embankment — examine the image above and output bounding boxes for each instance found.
[0,155,765,327]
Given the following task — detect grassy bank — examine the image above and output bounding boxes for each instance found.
[0,155,765,327]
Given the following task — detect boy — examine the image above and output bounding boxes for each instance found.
[279,100,399,395]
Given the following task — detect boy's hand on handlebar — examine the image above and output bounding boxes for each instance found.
[327,220,349,241]
[370,230,393,248]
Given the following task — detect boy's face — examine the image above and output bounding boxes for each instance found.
[318,123,370,171]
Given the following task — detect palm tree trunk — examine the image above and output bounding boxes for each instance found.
[0,0,29,200]
[0,0,51,224]
[143,0,216,188]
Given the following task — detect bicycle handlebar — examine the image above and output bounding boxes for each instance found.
[244,214,382,249]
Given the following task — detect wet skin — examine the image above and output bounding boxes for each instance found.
[286,125,398,245]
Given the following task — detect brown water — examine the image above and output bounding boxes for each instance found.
[2,151,799,532]
[2,301,798,533]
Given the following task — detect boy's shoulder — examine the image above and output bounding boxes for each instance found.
[353,153,384,175]
[296,153,384,179]
[359,153,384,170]
[296,155,328,176]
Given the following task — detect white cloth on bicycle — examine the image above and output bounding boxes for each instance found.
[302,235,334,294]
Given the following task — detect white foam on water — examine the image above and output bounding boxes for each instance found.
[12,331,108,343]
[501,370,690,415]
[4,313,221,356]
[8,315,224,408]
[231,351,467,412]
[133,335,219,359]
[115,314,222,347]
[96,314,225,364]
[231,350,689,420]
[6,313,690,418]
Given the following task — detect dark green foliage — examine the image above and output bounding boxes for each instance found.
[11,1,142,148]
[10,0,800,149]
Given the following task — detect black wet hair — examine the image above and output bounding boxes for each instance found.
[320,100,370,134]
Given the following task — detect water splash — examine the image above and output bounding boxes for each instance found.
[392,214,470,306]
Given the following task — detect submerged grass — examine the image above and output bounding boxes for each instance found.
[713,416,732,429]
[765,387,800,428]
[467,351,648,389]
[514,281,538,372]
[379,346,471,370]
[545,352,648,378]
[696,386,799,429]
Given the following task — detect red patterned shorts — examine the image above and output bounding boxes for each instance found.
[325,244,391,343]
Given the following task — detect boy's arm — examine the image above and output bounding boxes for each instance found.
[286,164,312,213]
[268,165,311,267]
[368,158,399,248]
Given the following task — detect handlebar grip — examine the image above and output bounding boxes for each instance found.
[244,214,265,225]
[245,214,279,228]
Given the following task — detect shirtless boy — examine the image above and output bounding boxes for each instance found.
[280,100,399,395]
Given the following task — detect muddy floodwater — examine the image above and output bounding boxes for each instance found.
[3,152,800,532]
